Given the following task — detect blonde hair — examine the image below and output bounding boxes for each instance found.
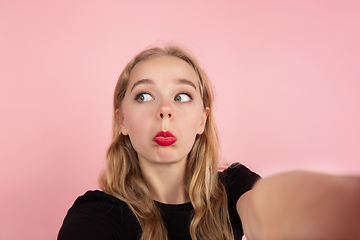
[99,45,234,240]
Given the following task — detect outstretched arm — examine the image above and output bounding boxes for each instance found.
[237,171,360,240]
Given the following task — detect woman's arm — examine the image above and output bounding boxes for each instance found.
[237,171,360,240]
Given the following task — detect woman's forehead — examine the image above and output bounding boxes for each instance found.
[128,55,200,89]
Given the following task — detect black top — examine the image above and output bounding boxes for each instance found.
[58,163,260,240]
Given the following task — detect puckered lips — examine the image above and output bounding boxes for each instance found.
[153,131,177,146]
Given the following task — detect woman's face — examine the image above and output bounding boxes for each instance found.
[117,56,208,166]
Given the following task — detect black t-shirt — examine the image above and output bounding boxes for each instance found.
[58,163,260,240]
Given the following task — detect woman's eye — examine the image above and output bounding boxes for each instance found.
[135,93,153,102]
[174,93,192,102]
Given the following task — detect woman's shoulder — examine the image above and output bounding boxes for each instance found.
[219,162,261,204]
[67,190,133,216]
[219,162,261,183]
[217,163,261,238]
[58,190,141,240]
[72,190,127,207]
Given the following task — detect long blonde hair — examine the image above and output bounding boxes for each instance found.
[99,45,234,240]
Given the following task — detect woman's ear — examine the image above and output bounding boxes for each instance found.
[197,107,210,134]
[115,108,129,135]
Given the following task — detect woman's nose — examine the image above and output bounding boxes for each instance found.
[160,112,171,118]
[158,100,172,119]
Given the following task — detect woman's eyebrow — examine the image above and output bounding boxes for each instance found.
[130,78,197,91]
[130,79,154,92]
[176,78,197,90]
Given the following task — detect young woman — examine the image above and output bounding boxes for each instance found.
[58,45,360,240]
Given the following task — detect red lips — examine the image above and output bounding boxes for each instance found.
[153,131,177,146]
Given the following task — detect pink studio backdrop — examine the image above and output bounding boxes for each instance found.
[1,1,359,239]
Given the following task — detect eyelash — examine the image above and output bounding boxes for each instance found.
[134,92,152,101]
[134,92,193,102]
[175,92,193,101]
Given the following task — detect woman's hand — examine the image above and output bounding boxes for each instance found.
[237,171,360,240]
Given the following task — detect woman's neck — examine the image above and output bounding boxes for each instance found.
[139,160,189,204]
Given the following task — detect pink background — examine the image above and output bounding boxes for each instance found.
[1,1,359,239]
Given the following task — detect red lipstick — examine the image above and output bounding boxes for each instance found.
[153,131,176,146]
